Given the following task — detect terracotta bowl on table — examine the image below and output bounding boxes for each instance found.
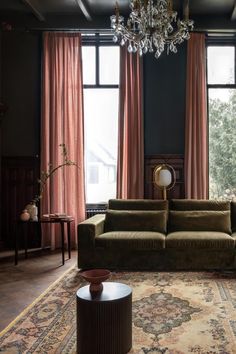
[80,269,111,294]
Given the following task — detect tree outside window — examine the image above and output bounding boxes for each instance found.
[207,44,236,200]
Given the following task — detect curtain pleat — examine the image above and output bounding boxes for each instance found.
[117,47,144,199]
[185,33,208,199]
[41,32,85,249]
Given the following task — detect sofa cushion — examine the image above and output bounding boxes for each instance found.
[170,199,230,211]
[168,210,231,234]
[166,231,234,249]
[231,202,236,233]
[108,199,168,210]
[96,231,165,250]
[104,210,167,233]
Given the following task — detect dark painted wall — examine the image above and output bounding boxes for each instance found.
[144,43,187,155]
[1,30,186,157]
[0,10,235,157]
[0,32,1,182]
[1,31,40,156]
[0,30,2,99]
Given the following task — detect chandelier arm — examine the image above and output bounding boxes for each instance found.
[115,25,146,43]
[111,0,194,58]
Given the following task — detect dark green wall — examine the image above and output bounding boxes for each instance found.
[1,30,187,157]
[0,31,2,99]
[1,31,40,156]
[1,10,236,157]
[144,43,187,155]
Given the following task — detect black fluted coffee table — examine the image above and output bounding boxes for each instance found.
[76,282,132,354]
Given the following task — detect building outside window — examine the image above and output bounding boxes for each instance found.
[207,42,236,200]
[82,33,120,204]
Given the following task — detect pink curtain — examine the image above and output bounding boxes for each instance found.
[117,46,144,199]
[41,32,85,249]
[185,33,208,199]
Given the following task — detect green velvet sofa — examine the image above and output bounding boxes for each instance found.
[78,199,236,270]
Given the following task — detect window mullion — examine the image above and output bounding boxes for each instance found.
[208,84,236,89]
[96,44,99,85]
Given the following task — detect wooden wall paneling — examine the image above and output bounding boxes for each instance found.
[0,103,8,249]
[145,154,185,200]
[1,156,40,249]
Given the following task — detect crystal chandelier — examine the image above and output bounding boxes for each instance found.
[110,0,194,59]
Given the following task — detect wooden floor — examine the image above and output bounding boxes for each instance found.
[0,249,77,332]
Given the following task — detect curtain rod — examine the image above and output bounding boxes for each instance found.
[22,27,112,33]
[10,26,236,37]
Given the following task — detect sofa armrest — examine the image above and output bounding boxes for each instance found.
[231,232,236,243]
[78,214,105,250]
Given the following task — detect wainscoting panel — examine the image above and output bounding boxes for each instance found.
[1,156,40,249]
[145,155,185,200]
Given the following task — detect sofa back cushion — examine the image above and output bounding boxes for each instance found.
[108,199,168,211]
[231,202,236,233]
[104,210,167,233]
[169,210,231,234]
[170,199,230,211]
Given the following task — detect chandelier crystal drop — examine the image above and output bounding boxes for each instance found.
[110,0,194,59]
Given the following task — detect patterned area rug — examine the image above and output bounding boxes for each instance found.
[1,267,236,353]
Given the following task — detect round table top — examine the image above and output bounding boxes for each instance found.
[77,282,132,302]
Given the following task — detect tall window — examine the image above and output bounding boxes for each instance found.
[82,34,120,204]
[207,43,236,200]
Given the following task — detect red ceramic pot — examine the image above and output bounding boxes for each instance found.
[80,269,111,293]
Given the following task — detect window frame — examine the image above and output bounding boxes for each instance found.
[206,39,236,90]
[82,33,119,89]
[206,38,236,199]
[82,33,120,208]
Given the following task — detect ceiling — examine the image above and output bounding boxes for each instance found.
[0,0,235,32]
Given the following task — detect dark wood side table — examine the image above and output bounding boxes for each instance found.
[15,216,74,266]
[76,282,132,354]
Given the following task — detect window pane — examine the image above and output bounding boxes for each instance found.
[84,89,119,203]
[209,89,236,200]
[82,46,96,84]
[207,46,235,84]
[99,46,120,85]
